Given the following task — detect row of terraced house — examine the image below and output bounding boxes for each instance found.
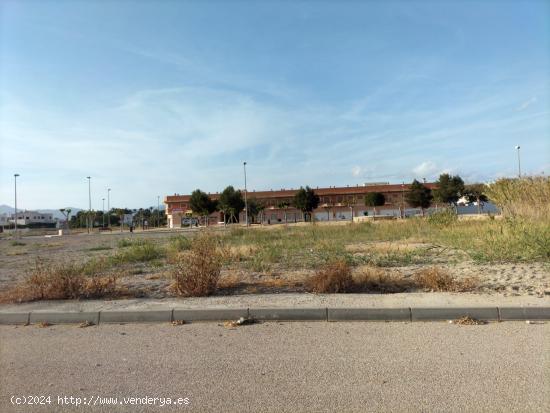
[163,182,437,228]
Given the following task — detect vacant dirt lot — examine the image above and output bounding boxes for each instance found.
[1,220,549,301]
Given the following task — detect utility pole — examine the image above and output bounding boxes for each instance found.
[14,174,19,238]
[102,198,105,227]
[243,161,249,226]
[87,176,91,233]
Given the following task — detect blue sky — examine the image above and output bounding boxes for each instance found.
[0,0,549,209]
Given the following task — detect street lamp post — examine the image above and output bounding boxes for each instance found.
[14,174,19,238]
[515,145,521,178]
[243,162,249,226]
[87,176,91,233]
[102,198,105,227]
[107,188,111,228]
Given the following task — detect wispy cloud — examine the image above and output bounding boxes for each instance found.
[1,81,548,208]
[517,96,537,111]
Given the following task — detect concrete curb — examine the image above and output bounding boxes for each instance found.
[30,312,99,325]
[99,310,172,324]
[328,308,411,321]
[0,312,30,325]
[499,307,550,320]
[0,307,549,325]
[249,308,327,321]
[411,307,499,321]
[173,308,248,321]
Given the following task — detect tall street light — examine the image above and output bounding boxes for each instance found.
[107,188,111,228]
[14,174,19,238]
[102,198,105,227]
[157,195,160,228]
[243,161,249,227]
[87,176,91,233]
[515,145,521,178]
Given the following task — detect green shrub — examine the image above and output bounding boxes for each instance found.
[168,235,191,252]
[112,240,164,263]
[427,209,458,226]
[117,238,135,248]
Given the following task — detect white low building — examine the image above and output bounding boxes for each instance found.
[0,214,9,227]
[11,211,56,226]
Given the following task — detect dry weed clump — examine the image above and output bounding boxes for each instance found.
[307,260,354,293]
[414,266,478,292]
[217,273,242,289]
[452,316,486,325]
[0,258,118,303]
[354,266,412,293]
[172,233,223,297]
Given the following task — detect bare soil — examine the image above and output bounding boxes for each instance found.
[1,228,549,300]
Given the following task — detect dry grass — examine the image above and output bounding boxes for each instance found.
[217,273,242,289]
[306,263,478,294]
[353,266,413,293]
[172,233,223,297]
[414,266,478,292]
[345,242,424,254]
[486,176,550,221]
[307,260,354,293]
[0,258,118,303]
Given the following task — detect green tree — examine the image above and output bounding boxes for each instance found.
[113,208,129,232]
[277,201,290,223]
[405,180,433,216]
[59,208,72,231]
[434,173,465,207]
[218,186,245,224]
[190,189,217,225]
[364,192,386,218]
[293,186,320,222]
[247,198,264,224]
[464,183,489,214]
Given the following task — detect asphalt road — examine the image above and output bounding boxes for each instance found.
[1,321,548,413]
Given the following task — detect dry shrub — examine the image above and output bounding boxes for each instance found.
[307,260,354,293]
[83,275,117,298]
[24,260,85,300]
[172,233,222,296]
[0,259,118,302]
[354,266,412,293]
[414,266,477,292]
[217,273,242,289]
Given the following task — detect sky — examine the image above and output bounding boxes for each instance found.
[0,0,549,210]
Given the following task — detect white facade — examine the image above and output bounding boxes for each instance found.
[10,211,56,226]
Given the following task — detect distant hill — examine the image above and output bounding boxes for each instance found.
[0,205,83,220]
[0,205,14,214]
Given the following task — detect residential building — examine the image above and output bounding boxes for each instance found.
[164,182,437,228]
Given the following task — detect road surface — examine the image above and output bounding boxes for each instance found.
[1,321,548,412]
